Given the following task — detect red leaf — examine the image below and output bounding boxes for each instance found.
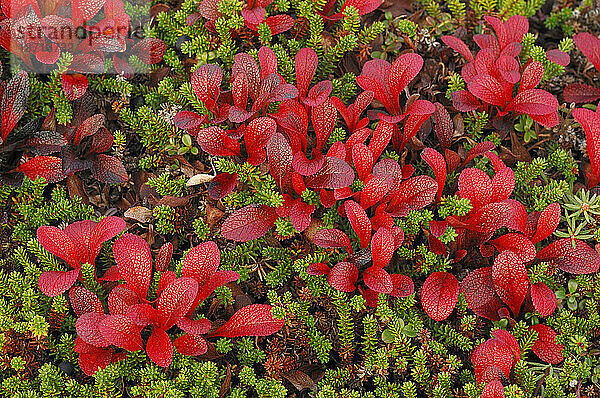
[192,64,222,111]
[442,35,474,61]
[520,61,543,92]
[421,272,459,321]
[328,261,358,292]
[388,53,423,98]
[1,67,28,142]
[314,228,353,253]
[69,286,103,317]
[352,143,374,181]
[546,49,569,67]
[76,312,110,347]
[113,234,153,301]
[530,202,560,244]
[467,74,505,106]
[481,380,504,398]
[91,154,128,184]
[61,73,88,101]
[371,227,394,268]
[177,317,211,335]
[157,278,198,330]
[131,38,166,64]
[462,141,496,166]
[461,267,503,321]
[174,334,208,356]
[536,238,600,274]
[221,204,278,242]
[17,156,65,183]
[531,282,556,317]
[390,274,414,297]
[386,175,437,217]
[125,303,159,327]
[88,216,126,264]
[529,324,564,364]
[264,14,294,34]
[345,200,372,249]
[563,83,600,104]
[360,174,392,209]
[421,148,446,202]
[472,338,513,383]
[38,269,80,297]
[195,270,240,306]
[71,0,106,26]
[492,251,529,316]
[363,266,393,294]
[368,120,394,160]
[290,200,315,232]
[295,48,318,99]
[489,233,536,262]
[305,156,354,189]
[245,117,277,165]
[433,103,453,148]
[491,329,521,366]
[574,32,600,72]
[466,199,527,234]
[146,327,173,367]
[306,262,331,275]
[99,314,143,352]
[303,80,332,107]
[37,225,81,269]
[572,107,600,188]
[182,241,220,283]
[211,304,284,337]
[451,90,480,112]
[197,127,240,157]
[107,286,139,315]
[292,150,325,176]
[506,89,558,116]
[207,172,237,200]
[312,98,337,151]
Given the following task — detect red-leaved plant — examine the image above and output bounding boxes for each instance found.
[0,70,29,145]
[571,102,600,188]
[442,16,563,128]
[563,33,600,104]
[59,232,284,374]
[37,216,126,296]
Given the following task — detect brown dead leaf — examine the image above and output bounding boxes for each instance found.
[206,203,224,228]
[218,365,232,398]
[381,0,413,16]
[510,131,532,162]
[282,370,316,392]
[66,174,89,204]
[156,195,191,208]
[124,206,153,223]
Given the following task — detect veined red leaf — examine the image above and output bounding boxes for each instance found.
[182,241,220,283]
[113,234,152,301]
[1,69,29,142]
[572,107,600,188]
[345,200,372,249]
[492,251,529,316]
[371,227,394,269]
[174,334,208,356]
[155,243,173,273]
[267,132,292,187]
[195,270,240,306]
[313,98,337,151]
[490,167,515,203]
[98,314,143,351]
[207,172,237,200]
[421,148,446,202]
[531,282,557,317]
[306,262,331,275]
[177,317,211,335]
[442,35,474,61]
[481,380,504,398]
[38,269,80,297]
[245,117,276,165]
[433,103,453,148]
[69,286,103,317]
[390,274,414,297]
[564,83,600,104]
[536,238,600,274]
[303,80,332,107]
[305,156,354,189]
[314,228,353,253]
[125,304,159,327]
[489,233,536,262]
[360,174,392,209]
[388,53,423,98]
[421,272,459,321]
[191,64,222,111]
[17,156,65,183]
[351,143,374,181]
[131,38,166,65]
[467,74,505,106]
[91,154,128,184]
[221,204,278,242]
[507,89,559,116]
[295,48,318,99]
[530,202,560,244]
[328,261,358,292]
[76,312,110,348]
[264,14,294,35]
[573,32,600,72]
[472,338,513,383]
[71,0,106,26]
[37,225,81,269]
[386,175,437,217]
[520,61,543,92]
[290,201,315,232]
[451,90,480,112]
[461,267,503,321]
[61,73,88,101]
[146,326,173,367]
[292,150,324,176]
[108,285,139,316]
[466,199,527,234]
[529,324,564,364]
[157,277,198,330]
[211,304,284,337]
[462,141,496,166]
[363,266,393,294]
[369,120,394,160]
[491,329,521,366]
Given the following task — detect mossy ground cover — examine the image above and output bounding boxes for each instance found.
[0,0,599,397]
